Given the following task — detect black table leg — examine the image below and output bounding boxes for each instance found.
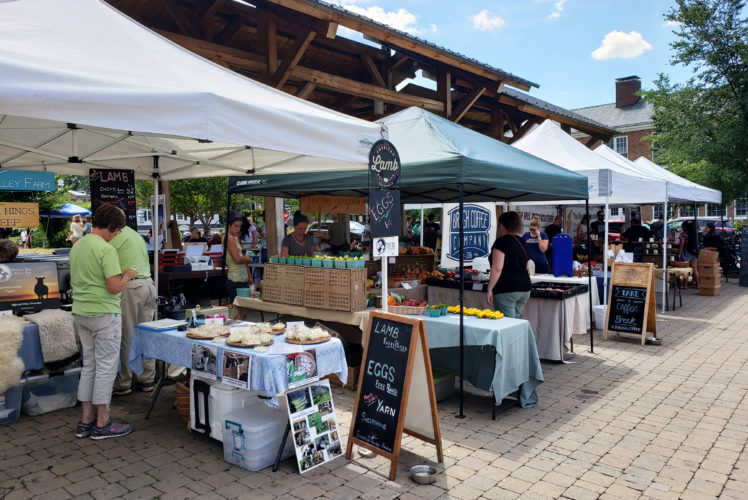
[273,422,291,472]
[145,361,167,420]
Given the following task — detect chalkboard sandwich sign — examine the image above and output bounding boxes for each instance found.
[345,312,443,480]
[604,262,657,345]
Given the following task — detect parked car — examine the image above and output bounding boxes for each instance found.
[306,220,364,241]
[666,217,735,237]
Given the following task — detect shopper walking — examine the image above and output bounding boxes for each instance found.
[110,225,157,396]
[70,205,136,439]
[67,214,85,245]
[486,211,532,318]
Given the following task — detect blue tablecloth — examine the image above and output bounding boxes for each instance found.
[128,327,348,405]
[19,323,44,371]
[413,315,543,407]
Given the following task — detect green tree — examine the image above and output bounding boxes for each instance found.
[641,0,748,202]
[169,177,228,232]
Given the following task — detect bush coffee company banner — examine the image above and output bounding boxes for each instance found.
[440,202,497,267]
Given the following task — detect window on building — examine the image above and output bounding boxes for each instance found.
[681,205,695,217]
[631,206,641,218]
[707,204,727,217]
[736,198,748,218]
[607,136,628,158]
[653,205,664,220]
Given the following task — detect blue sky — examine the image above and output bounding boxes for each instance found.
[329,0,694,109]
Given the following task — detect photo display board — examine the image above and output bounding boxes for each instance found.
[604,262,656,345]
[346,312,443,480]
[285,379,342,473]
[89,168,137,230]
[0,262,60,312]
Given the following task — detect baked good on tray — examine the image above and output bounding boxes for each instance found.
[226,328,274,347]
[285,325,331,345]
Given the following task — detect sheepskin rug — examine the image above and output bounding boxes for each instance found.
[0,315,26,393]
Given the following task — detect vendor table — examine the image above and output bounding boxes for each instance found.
[531,274,600,307]
[232,297,371,331]
[128,326,348,417]
[158,269,226,303]
[415,314,543,407]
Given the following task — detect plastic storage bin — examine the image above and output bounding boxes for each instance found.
[223,405,295,471]
[22,367,80,416]
[432,367,455,402]
[190,376,264,442]
[0,384,24,425]
[552,234,574,277]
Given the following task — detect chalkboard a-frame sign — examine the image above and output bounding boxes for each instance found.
[604,262,657,345]
[345,312,443,480]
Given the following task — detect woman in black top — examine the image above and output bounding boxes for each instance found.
[485,211,532,318]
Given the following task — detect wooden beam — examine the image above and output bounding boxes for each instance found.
[266,0,535,91]
[388,54,409,73]
[291,66,444,111]
[158,0,199,37]
[156,29,267,72]
[490,107,503,141]
[204,0,228,21]
[361,54,386,88]
[215,15,246,44]
[436,69,452,118]
[585,136,602,148]
[267,13,278,75]
[273,30,316,88]
[297,82,316,99]
[560,124,571,134]
[508,119,537,144]
[452,86,485,123]
[326,21,338,39]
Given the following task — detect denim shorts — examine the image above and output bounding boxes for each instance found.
[682,249,696,261]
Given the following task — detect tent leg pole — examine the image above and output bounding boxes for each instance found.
[662,201,667,313]
[603,200,609,306]
[586,200,593,353]
[457,183,465,419]
[223,192,232,304]
[420,205,424,247]
[152,157,159,317]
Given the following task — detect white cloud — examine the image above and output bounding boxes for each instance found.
[549,0,567,20]
[663,19,681,27]
[591,30,653,60]
[471,10,506,31]
[340,3,423,34]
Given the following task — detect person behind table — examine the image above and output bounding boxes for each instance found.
[650,214,665,240]
[545,215,563,241]
[622,217,652,246]
[70,205,137,440]
[0,239,19,263]
[589,209,606,237]
[110,225,157,397]
[576,215,589,242]
[522,216,549,274]
[281,211,314,256]
[678,220,699,287]
[423,213,440,250]
[67,214,85,245]
[188,226,208,243]
[485,211,532,318]
[327,213,349,255]
[225,214,254,302]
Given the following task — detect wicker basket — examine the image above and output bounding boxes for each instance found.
[388,305,427,315]
[175,380,190,423]
[324,365,360,391]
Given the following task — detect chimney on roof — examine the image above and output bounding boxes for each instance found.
[615,76,641,108]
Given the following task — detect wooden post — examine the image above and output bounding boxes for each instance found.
[265,196,284,256]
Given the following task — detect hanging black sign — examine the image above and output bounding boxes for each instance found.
[352,315,413,454]
[369,189,401,238]
[89,169,137,231]
[369,140,400,189]
[607,285,647,334]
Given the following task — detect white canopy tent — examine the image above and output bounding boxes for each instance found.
[595,145,723,312]
[632,156,722,205]
[513,120,667,305]
[0,0,382,295]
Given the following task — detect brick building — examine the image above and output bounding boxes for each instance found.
[571,76,743,222]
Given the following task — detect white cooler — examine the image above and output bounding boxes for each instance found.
[223,404,295,471]
[189,376,263,442]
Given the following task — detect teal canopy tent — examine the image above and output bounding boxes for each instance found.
[229,108,590,416]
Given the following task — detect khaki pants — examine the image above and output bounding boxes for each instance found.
[76,313,121,406]
[115,278,157,390]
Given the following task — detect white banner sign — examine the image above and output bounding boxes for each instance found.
[514,206,557,234]
[373,236,399,257]
[440,202,497,267]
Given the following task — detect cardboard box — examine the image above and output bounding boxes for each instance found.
[698,263,721,276]
[699,275,721,288]
[699,286,721,297]
[698,249,719,263]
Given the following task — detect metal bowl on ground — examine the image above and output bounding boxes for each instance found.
[410,465,437,484]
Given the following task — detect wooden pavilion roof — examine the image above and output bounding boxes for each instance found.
[106,0,616,144]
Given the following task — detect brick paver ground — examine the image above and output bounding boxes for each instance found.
[2,281,747,499]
